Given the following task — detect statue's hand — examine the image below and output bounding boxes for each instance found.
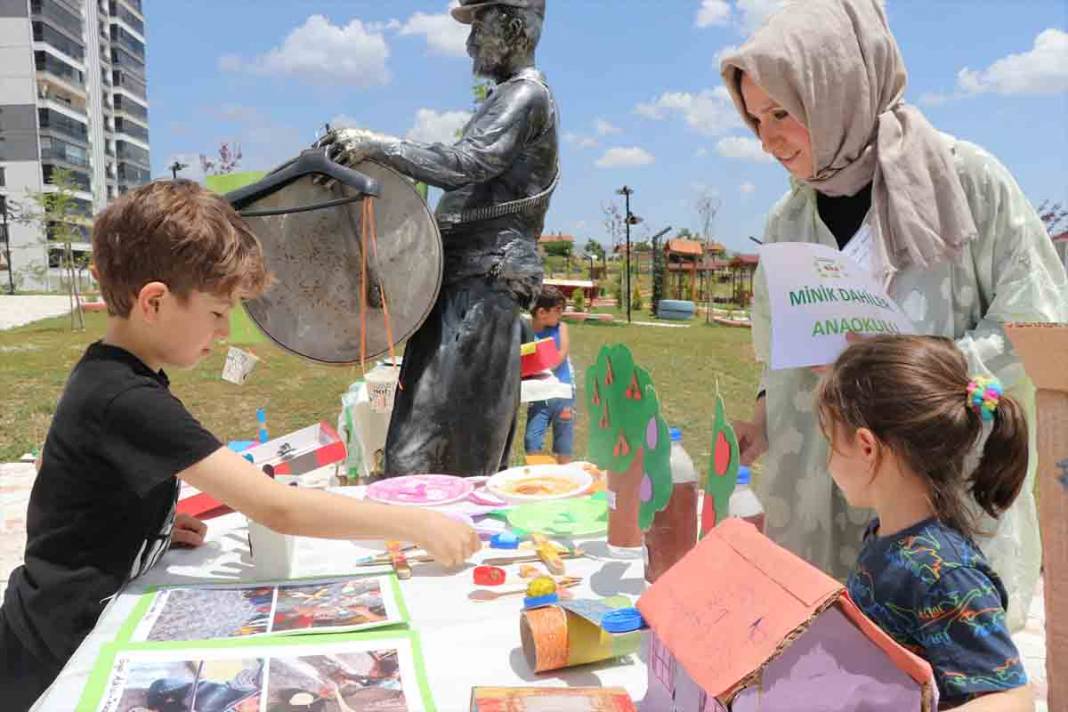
[316,128,396,167]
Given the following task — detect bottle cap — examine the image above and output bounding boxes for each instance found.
[601,607,645,633]
[523,592,559,609]
[490,531,520,549]
[669,427,682,442]
[736,465,751,486]
[473,565,506,586]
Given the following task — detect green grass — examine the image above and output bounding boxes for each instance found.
[0,311,762,471]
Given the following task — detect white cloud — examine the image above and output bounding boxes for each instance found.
[398,3,469,58]
[716,135,772,162]
[696,147,709,157]
[595,147,655,168]
[634,86,741,136]
[594,118,622,136]
[957,28,1068,96]
[696,0,732,28]
[739,181,756,194]
[328,114,361,130]
[564,132,599,149]
[205,104,307,171]
[736,0,786,34]
[219,15,390,88]
[406,108,472,144]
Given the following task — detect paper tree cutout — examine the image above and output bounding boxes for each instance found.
[585,344,672,529]
[702,392,740,536]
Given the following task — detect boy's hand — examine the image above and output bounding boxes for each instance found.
[412,511,481,568]
[171,513,207,548]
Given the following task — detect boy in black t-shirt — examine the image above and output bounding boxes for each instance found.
[0,181,480,710]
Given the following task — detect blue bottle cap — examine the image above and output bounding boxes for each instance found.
[736,465,751,486]
[490,531,520,549]
[669,427,682,442]
[523,592,559,609]
[601,607,645,634]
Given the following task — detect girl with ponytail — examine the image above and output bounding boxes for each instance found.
[817,335,1031,710]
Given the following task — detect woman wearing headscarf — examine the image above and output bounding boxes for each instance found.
[720,0,1067,630]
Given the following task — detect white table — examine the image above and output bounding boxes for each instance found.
[34,488,648,711]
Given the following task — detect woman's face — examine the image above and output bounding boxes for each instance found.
[739,74,814,181]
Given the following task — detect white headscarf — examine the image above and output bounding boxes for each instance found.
[721,0,978,278]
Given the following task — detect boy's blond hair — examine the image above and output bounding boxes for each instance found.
[91,180,270,316]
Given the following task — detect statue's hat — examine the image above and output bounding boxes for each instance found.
[451,0,545,24]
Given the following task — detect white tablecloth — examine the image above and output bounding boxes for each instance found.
[34,488,648,711]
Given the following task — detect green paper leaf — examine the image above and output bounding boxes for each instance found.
[705,392,740,529]
[585,344,673,530]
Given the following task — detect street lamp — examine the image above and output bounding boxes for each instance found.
[169,160,188,180]
[615,185,643,323]
[1,194,13,295]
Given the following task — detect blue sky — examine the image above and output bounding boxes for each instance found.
[146,1,1068,253]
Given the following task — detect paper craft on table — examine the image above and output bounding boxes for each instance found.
[471,686,637,711]
[758,241,915,370]
[82,632,430,712]
[126,576,405,643]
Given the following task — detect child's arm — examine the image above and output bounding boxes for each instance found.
[552,322,570,368]
[179,447,480,567]
[952,685,1033,711]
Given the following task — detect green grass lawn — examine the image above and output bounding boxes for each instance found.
[0,310,762,471]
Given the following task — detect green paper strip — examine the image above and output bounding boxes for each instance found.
[77,628,435,712]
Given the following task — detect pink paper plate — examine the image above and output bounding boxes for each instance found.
[365,474,474,506]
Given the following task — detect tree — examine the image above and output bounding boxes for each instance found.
[543,240,572,258]
[631,283,643,311]
[572,287,586,312]
[583,239,605,263]
[1038,200,1068,236]
[16,167,87,328]
[200,142,243,176]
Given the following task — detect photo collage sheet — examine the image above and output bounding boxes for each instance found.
[78,575,436,712]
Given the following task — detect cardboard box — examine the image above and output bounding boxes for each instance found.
[1005,322,1068,709]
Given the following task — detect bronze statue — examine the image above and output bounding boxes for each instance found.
[318,0,558,477]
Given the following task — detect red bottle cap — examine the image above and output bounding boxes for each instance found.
[473,565,506,586]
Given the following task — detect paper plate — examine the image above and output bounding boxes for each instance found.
[507,496,608,537]
[365,474,474,506]
[487,464,594,504]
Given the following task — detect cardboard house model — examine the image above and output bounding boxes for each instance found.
[636,519,938,712]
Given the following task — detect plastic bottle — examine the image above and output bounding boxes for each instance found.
[643,428,699,582]
[729,466,765,533]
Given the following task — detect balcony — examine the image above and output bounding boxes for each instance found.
[110,46,145,78]
[109,25,144,60]
[112,69,146,99]
[38,108,89,144]
[34,50,85,89]
[30,0,84,40]
[33,21,85,62]
[113,95,148,122]
[113,117,148,143]
[117,162,150,186]
[110,1,143,35]
[116,139,149,166]
[40,136,90,170]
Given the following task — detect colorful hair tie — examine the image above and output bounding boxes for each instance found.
[966,375,1003,422]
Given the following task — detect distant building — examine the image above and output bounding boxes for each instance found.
[0,0,149,290]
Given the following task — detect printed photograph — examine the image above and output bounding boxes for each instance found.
[272,579,388,633]
[100,657,262,712]
[266,650,408,712]
[145,586,274,642]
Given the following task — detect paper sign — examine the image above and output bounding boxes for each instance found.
[221,346,259,384]
[759,242,915,370]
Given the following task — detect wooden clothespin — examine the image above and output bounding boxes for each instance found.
[530,532,565,575]
[385,541,411,580]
